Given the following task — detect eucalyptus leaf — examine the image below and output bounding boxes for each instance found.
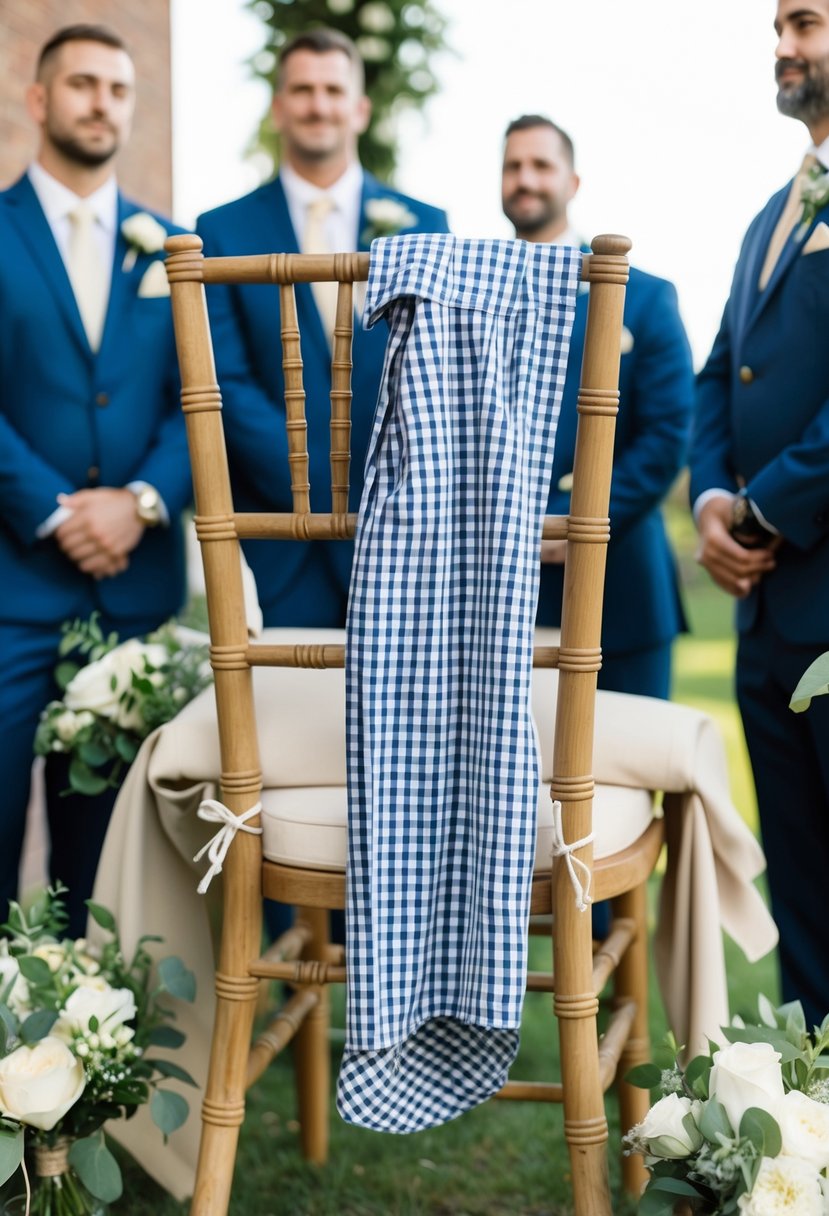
[147,1025,186,1049]
[115,733,139,762]
[78,739,112,767]
[721,1024,804,1062]
[85,901,117,932]
[150,1088,189,1137]
[0,1124,24,1187]
[790,651,829,712]
[144,1058,198,1087]
[700,1096,734,1142]
[69,757,110,796]
[625,1062,662,1089]
[55,660,80,691]
[20,1009,59,1044]
[157,956,196,1002]
[739,1107,782,1158]
[69,1132,123,1203]
[17,955,54,986]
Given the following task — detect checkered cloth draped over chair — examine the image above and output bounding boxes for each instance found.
[338,235,582,1131]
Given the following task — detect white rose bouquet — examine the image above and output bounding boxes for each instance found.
[34,614,212,797]
[0,885,196,1214]
[625,996,829,1214]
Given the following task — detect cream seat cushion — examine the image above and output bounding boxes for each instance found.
[253,629,654,872]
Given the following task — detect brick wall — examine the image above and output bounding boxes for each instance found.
[0,0,172,214]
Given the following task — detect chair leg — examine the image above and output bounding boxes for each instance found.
[292,907,331,1164]
[612,884,651,1196]
[190,971,260,1215]
[555,910,613,1215]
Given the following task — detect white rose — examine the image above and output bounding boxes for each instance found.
[121,211,167,254]
[65,639,167,728]
[54,710,83,743]
[365,198,416,228]
[778,1089,829,1170]
[0,1037,85,1131]
[737,1154,824,1215]
[636,1093,703,1158]
[58,976,136,1038]
[709,1041,785,1134]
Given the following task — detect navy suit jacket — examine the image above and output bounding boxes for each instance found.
[538,263,693,655]
[196,171,449,618]
[0,175,191,626]
[691,180,829,643]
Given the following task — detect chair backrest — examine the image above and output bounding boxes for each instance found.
[164,231,629,935]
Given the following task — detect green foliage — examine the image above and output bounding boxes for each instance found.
[628,996,829,1214]
[33,615,212,797]
[247,0,450,180]
[69,1131,123,1203]
[791,650,829,712]
[0,888,196,1203]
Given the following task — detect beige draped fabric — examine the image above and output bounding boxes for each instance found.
[91,634,777,1200]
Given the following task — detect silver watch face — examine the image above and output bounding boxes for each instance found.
[136,488,160,522]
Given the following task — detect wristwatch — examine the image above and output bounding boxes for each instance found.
[730,489,776,548]
[132,485,162,527]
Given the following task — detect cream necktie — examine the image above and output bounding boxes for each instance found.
[758,153,818,291]
[302,195,339,344]
[66,202,108,349]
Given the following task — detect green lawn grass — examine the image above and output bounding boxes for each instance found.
[119,506,779,1214]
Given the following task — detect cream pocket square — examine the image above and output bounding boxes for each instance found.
[137,259,170,298]
[803,222,829,255]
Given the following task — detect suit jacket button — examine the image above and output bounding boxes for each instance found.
[739,365,754,384]
[87,466,100,483]
[95,392,109,407]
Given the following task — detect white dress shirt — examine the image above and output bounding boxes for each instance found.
[28,161,118,272]
[280,160,364,252]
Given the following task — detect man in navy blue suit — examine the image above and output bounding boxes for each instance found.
[0,26,191,931]
[197,28,449,628]
[691,0,829,1026]
[502,115,694,699]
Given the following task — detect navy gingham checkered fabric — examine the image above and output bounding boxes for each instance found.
[337,234,582,1132]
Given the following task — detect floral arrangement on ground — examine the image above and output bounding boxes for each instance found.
[0,886,196,1214]
[34,614,212,796]
[626,996,829,1214]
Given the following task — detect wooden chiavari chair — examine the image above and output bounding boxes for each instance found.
[164,232,661,1216]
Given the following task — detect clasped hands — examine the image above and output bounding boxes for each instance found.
[54,487,146,579]
[695,495,778,598]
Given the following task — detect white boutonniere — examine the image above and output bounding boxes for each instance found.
[121,212,167,272]
[361,197,417,244]
[798,164,829,235]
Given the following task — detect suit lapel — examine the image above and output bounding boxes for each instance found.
[2,174,90,357]
[743,179,824,334]
[270,175,331,364]
[99,194,133,355]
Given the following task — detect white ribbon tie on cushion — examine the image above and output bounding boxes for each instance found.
[193,799,263,893]
[551,799,594,911]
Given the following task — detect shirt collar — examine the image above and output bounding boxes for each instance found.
[27,162,118,233]
[548,226,581,248]
[280,160,363,213]
[809,135,829,170]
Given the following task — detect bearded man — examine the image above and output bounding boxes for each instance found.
[502,115,693,699]
[691,0,829,1024]
[0,25,191,932]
